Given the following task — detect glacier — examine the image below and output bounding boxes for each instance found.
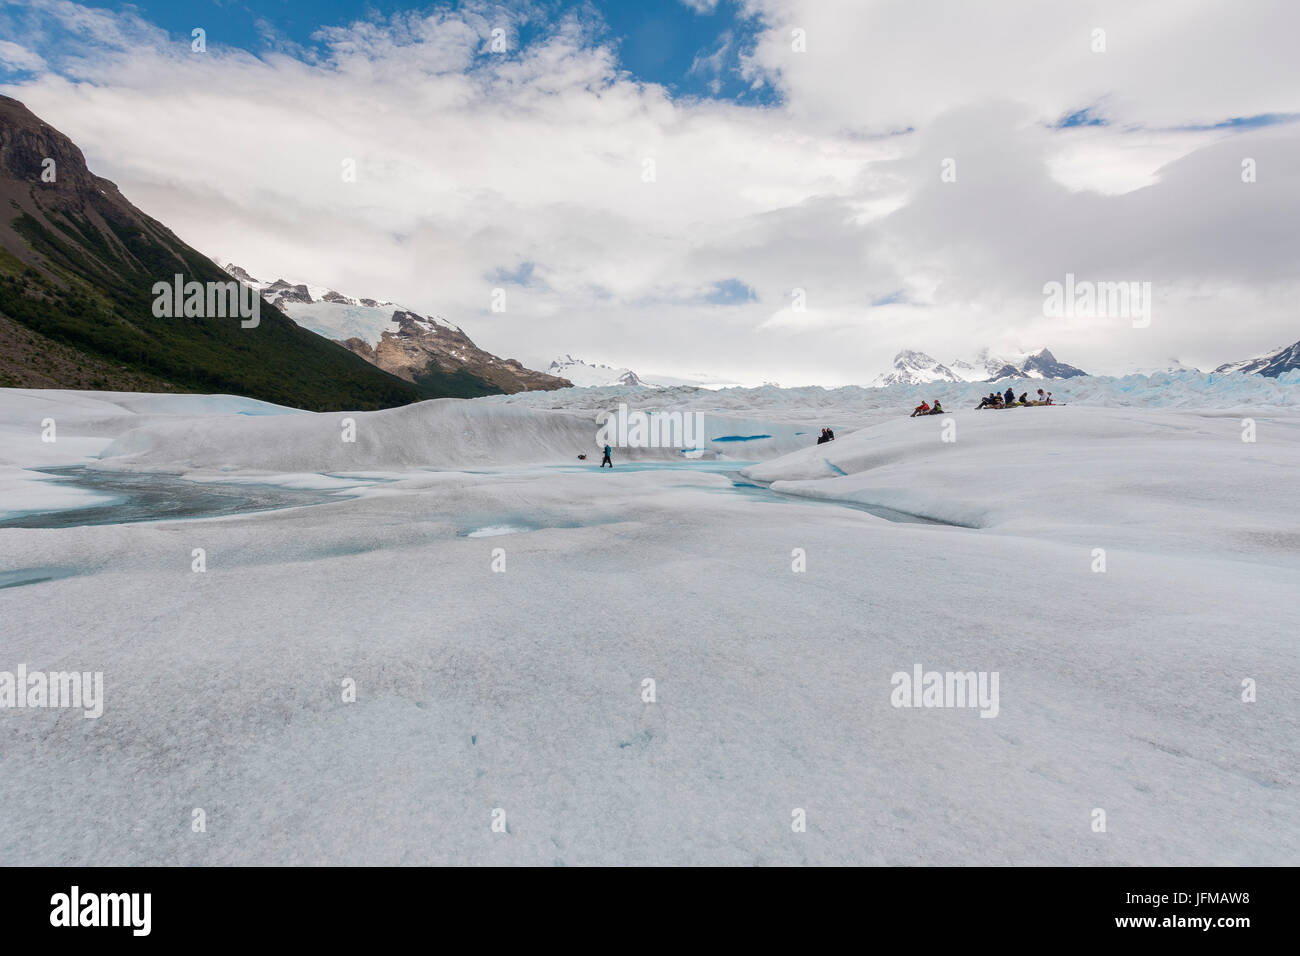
[0,377,1296,865]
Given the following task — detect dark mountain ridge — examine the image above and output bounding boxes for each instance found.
[0,96,504,408]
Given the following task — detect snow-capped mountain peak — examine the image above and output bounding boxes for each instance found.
[871,350,963,387]
[547,354,648,387]
[1215,339,1300,378]
[981,347,1087,381]
[872,347,1089,387]
[223,264,463,335]
[221,263,567,394]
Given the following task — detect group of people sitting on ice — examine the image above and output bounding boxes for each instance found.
[909,400,945,417]
[976,387,1053,409]
[911,387,1056,417]
[816,427,836,444]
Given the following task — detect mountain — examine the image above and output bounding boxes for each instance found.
[546,354,647,387]
[225,266,570,395]
[871,347,1089,387]
[549,357,752,389]
[871,349,965,387]
[1214,340,1300,378]
[980,348,1089,381]
[0,95,451,409]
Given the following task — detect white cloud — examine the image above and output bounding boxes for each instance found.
[0,40,45,71]
[737,0,1300,133]
[2,0,1298,384]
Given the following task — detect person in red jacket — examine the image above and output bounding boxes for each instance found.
[910,401,931,417]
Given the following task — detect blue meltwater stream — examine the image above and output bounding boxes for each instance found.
[0,461,965,530]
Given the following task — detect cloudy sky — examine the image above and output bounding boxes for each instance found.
[2,0,1297,384]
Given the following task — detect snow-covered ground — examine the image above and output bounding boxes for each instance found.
[1,384,1296,865]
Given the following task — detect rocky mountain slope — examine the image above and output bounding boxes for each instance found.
[226,265,571,395]
[1215,339,1300,378]
[0,95,500,408]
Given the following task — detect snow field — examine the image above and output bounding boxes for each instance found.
[0,387,1296,864]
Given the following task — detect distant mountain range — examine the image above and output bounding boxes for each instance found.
[871,342,1300,387]
[541,355,759,389]
[1215,340,1300,378]
[546,354,648,387]
[872,348,1089,387]
[225,265,570,395]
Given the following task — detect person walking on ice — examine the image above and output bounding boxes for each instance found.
[601,443,614,468]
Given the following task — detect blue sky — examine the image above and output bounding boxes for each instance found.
[2,0,1298,384]
[1,0,775,103]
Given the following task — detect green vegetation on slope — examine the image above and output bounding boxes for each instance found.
[0,194,503,409]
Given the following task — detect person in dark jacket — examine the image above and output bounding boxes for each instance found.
[1004,386,1015,405]
[601,444,613,467]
